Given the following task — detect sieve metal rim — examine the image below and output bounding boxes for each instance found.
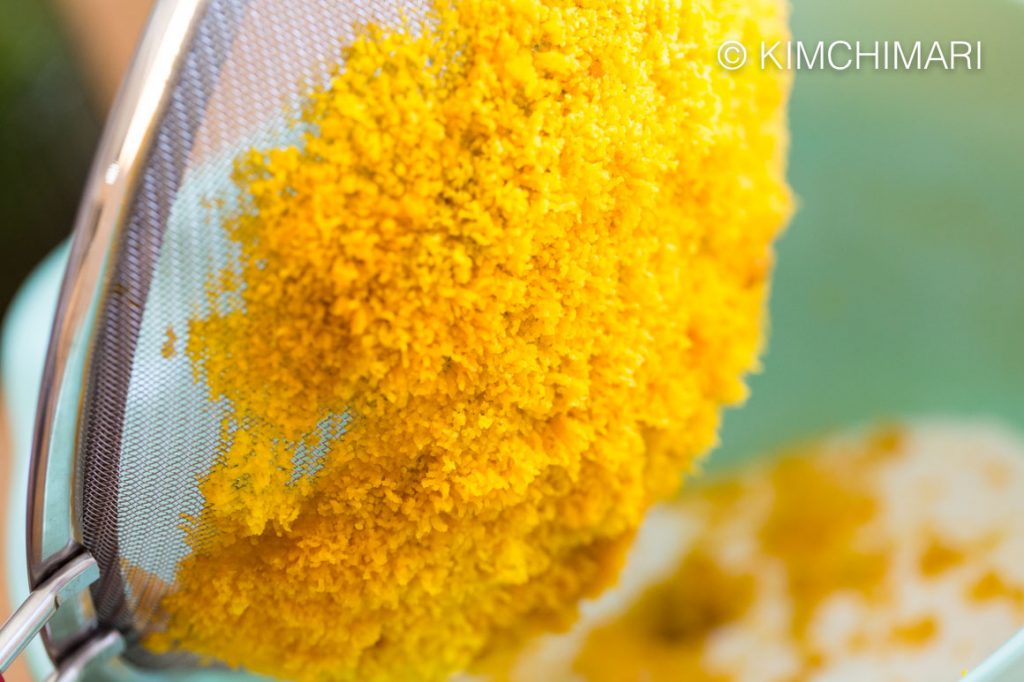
[21,0,210,672]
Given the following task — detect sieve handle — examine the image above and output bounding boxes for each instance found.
[43,630,124,682]
[0,553,99,673]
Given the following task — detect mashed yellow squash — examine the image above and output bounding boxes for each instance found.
[147,1,792,680]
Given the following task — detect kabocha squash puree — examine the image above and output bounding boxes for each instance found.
[147,0,792,680]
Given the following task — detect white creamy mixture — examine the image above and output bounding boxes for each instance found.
[483,421,1024,682]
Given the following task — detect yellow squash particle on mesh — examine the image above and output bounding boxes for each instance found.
[148,1,792,680]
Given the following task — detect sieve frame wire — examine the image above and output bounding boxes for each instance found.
[29,0,433,672]
[25,0,213,667]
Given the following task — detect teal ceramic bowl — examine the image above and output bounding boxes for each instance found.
[4,0,1023,679]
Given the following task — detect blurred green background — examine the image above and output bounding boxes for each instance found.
[0,0,99,316]
[716,0,1024,468]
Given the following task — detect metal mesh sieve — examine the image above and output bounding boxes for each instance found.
[21,0,428,673]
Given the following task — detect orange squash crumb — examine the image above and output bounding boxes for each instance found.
[573,546,753,682]
[759,454,886,637]
[890,615,939,647]
[969,570,1024,606]
[160,326,177,359]
[920,537,966,577]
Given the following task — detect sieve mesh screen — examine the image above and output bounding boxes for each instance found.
[76,0,428,668]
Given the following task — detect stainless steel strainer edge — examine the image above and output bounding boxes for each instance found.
[0,1,208,678]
